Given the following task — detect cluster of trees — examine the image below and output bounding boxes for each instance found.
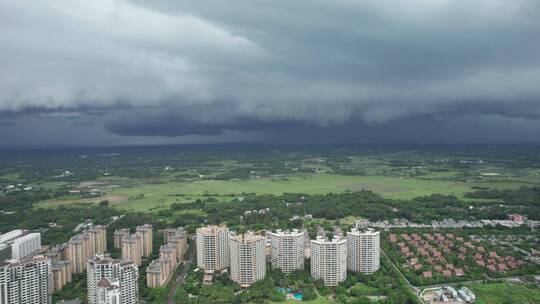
[171,258,418,304]
[382,228,540,286]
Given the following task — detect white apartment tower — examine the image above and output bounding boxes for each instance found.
[87,254,139,304]
[0,255,51,304]
[96,278,121,304]
[310,236,347,286]
[196,225,230,273]
[10,233,41,261]
[229,233,266,288]
[346,228,380,274]
[268,229,305,273]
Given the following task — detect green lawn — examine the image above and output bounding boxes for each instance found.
[468,283,540,304]
[34,172,537,212]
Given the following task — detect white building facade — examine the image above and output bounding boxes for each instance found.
[96,278,121,304]
[11,233,41,261]
[346,228,380,274]
[196,225,230,273]
[268,229,305,273]
[0,255,51,304]
[229,233,266,288]
[310,236,347,286]
[87,254,138,304]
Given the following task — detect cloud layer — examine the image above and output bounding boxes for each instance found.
[1,0,540,144]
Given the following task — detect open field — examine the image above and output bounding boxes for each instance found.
[33,172,537,212]
[468,283,540,304]
[35,195,127,208]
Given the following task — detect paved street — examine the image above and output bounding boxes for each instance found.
[167,248,194,304]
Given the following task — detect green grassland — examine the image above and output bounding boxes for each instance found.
[35,171,537,212]
[469,283,540,304]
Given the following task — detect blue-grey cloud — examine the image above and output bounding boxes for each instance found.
[1,0,540,144]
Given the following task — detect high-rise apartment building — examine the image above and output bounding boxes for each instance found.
[135,225,153,258]
[268,229,305,273]
[66,234,87,274]
[113,229,130,249]
[310,236,347,286]
[346,228,380,274]
[88,225,107,255]
[229,233,266,288]
[0,255,51,304]
[65,225,107,274]
[196,225,230,273]
[146,258,170,288]
[163,227,187,259]
[0,230,42,261]
[159,244,177,270]
[10,233,41,261]
[87,254,138,304]
[121,234,142,266]
[96,278,121,304]
[50,260,72,292]
[146,227,188,288]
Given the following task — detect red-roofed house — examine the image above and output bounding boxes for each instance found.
[497,264,507,272]
[489,251,498,258]
[414,264,422,271]
[454,268,465,276]
[423,271,432,278]
[434,265,443,272]
[487,265,496,272]
[507,213,526,223]
[445,263,455,270]
[476,260,485,267]
[476,246,485,253]
[458,253,466,261]
[442,270,452,277]
[474,253,483,260]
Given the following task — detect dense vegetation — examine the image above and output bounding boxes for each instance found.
[1,144,539,303]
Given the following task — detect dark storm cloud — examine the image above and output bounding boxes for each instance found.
[1,0,540,144]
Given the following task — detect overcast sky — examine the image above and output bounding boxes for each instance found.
[1,0,540,146]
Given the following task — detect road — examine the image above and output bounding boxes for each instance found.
[380,249,423,302]
[167,248,194,304]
